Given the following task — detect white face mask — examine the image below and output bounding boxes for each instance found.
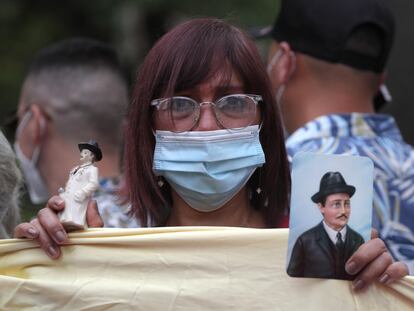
[14,111,49,204]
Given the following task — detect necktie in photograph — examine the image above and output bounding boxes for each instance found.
[336,232,344,250]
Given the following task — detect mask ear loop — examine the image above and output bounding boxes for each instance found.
[275,51,296,106]
[32,115,46,164]
[15,109,46,164]
[267,49,284,75]
[15,111,32,139]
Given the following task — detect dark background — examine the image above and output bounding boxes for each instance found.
[384,0,414,143]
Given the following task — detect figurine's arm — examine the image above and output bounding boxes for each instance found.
[74,167,99,201]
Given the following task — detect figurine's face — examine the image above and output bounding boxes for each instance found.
[80,149,94,164]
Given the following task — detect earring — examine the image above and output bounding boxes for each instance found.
[157,177,164,187]
[256,169,262,195]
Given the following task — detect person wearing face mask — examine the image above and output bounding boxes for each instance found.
[14,38,138,228]
[263,0,414,275]
[15,18,408,290]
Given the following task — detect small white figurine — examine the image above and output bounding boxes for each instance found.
[58,140,102,231]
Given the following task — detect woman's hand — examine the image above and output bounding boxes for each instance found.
[345,229,409,291]
[14,196,103,259]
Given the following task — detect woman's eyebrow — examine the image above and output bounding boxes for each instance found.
[215,85,244,93]
[175,84,244,96]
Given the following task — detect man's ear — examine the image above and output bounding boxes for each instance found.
[267,41,295,87]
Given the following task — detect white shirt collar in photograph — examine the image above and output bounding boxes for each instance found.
[322,221,347,245]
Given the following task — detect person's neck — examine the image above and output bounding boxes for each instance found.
[166,187,265,228]
[285,82,375,134]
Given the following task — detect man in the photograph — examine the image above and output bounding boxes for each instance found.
[287,171,365,279]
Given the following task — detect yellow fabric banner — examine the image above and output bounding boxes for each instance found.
[0,227,413,310]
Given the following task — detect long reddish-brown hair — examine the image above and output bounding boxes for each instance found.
[124,18,290,227]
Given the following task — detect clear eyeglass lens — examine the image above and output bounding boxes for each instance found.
[156,95,257,132]
[157,97,197,132]
[216,95,256,129]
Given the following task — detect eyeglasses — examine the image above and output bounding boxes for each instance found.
[151,94,262,132]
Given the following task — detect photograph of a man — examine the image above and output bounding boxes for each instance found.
[287,171,365,280]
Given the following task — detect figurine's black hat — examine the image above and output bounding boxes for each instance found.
[311,172,355,204]
[78,140,102,162]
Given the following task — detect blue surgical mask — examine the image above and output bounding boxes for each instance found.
[14,111,49,204]
[153,125,265,212]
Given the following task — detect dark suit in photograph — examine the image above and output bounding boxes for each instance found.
[287,221,364,279]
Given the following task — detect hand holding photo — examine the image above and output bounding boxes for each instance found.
[286,153,374,280]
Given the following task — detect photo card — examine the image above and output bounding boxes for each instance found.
[286,153,374,280]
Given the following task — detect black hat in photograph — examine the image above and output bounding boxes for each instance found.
[78,140,103,162]
[311,171,355,204]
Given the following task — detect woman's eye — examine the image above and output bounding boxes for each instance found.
[172,99,192,112]
[221,98,244,111]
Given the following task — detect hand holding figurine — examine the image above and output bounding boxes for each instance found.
[14,196,103,259]
[14,140,104,258]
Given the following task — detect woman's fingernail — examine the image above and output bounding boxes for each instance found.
[346,261,357,275]
[353,279,366,291]
[379,274,390,284]
[28,228,38,237]
[47,245,58,257]
[54,230,67,243]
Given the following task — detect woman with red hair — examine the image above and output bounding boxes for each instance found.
[123,18,290,228]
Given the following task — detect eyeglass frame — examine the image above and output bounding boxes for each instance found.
[150,93,263,132]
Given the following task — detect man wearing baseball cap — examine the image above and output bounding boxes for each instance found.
[287,172,364,279]
[265,0,414,274]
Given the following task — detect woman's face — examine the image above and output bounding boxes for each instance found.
[153,70,261,132]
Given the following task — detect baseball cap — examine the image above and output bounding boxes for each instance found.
[264,0,395,73]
